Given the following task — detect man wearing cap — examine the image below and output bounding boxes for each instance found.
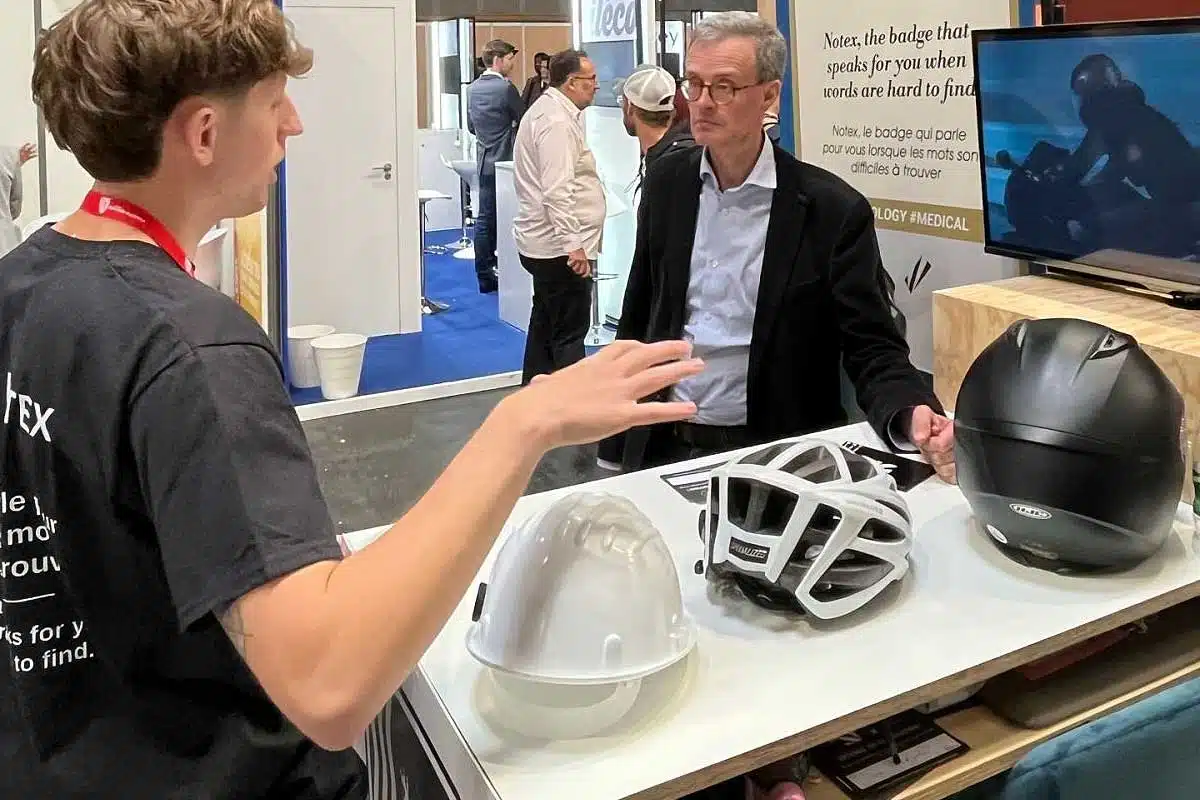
[467,39,523,294]
[618,64,696,190]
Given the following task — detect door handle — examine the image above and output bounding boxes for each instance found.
[369,162,393,180]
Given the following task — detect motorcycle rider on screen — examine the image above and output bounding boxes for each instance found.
[1052,54,1200,257]
[1000,54,1200,260]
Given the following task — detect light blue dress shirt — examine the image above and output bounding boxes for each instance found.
[667,138,917,449]
[670,141,776,426]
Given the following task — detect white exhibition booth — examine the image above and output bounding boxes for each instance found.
[0,0,708,413]
[282,0,670,412]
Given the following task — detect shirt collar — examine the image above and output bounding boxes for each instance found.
[483,69,504,79]
[699,135,777,191]
[546,87,583,120]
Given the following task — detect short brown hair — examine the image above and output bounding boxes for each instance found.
[32,0,314,183]
[482,39,517,67]
[633,107,673,129]
[549,49,588,88]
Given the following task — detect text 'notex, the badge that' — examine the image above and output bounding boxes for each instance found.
[4,372,54,443]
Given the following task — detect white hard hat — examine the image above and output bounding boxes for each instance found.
[466,491,697,684]
[619,64,677,112]
[699,438,913,620]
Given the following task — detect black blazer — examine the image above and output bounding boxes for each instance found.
[520,76,548,112]
[600,144,942,470]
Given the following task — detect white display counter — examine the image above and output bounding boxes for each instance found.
[586,105,640,330]
[341,420,1200,800]
[495,161,529,332]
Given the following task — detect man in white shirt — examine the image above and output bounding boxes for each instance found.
[0,143,38,258]
[512,49,606,384]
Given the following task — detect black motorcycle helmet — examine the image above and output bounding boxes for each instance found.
[1070,54,1122,101]
[955,318,1185,574]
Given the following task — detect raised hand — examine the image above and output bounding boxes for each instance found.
[511,340,703,450]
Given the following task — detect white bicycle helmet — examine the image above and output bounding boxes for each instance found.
[696,438,913,620]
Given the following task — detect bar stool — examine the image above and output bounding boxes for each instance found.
[419,188,450,256]
[586,268,619,347]
[440,155,477,257]
[418,189,453,315]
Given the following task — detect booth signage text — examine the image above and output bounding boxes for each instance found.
[582,0,638,43]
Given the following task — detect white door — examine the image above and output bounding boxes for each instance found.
[286,2,421,337]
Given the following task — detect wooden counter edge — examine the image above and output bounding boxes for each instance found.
[804,657,1200,800]
[621,580,1200,800]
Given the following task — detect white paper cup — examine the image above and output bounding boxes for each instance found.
[287,325,336,389]
[311,333,368,400]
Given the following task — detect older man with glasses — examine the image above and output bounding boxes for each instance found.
[599,11,957,483]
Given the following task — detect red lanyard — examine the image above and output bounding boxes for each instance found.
[80,190,195,277]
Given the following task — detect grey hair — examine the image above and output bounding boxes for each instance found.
[690,11,788,83]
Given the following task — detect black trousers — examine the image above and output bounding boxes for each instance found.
[474,170,497,277]
[520,254,592,384]
[648,423,767,468]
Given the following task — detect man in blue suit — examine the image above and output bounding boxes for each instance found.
[466,39,523,294]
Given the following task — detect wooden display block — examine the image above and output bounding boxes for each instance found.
[932,275,1200,501]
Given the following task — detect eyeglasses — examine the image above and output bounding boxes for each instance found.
[681,78,763,105]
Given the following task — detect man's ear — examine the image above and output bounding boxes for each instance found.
[763,80,782,111]
[174,97,220,168]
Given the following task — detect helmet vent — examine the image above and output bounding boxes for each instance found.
[727,478,797,536]
[700,478,720,571]
[843,451,880,482]
[809,502,843,533]
[789,527,833,565]
[875,499,911,526]
[780,448,841,483]
[860,517,907,543]
[786,504,842,564]
[1012,319,1029,349]
[740,442,795,467]
[809,555,895,601]
[1089,330,1129,359]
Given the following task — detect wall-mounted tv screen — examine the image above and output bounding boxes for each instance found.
[972,18,1200,292]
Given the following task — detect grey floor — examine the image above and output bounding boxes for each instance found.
[302,388,608,533]
[300,364,930,532]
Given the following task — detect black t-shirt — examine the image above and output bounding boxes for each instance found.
[0,229,368,798]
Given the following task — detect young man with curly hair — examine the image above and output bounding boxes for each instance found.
[0,2,701,796]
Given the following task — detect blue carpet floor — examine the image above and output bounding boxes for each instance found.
[290,229,527,405]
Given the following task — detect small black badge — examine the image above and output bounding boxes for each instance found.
[729,537,770,564]
[471,583,488,621]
